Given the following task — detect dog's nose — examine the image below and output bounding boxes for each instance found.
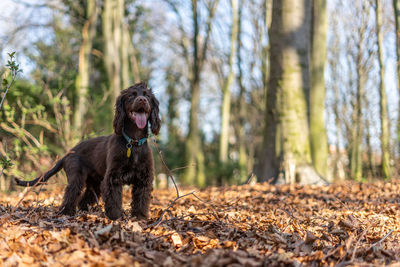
[137,96,146,103]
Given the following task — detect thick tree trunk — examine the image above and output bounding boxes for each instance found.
[310,0,328,177]
[74,0,98,136]
[219,0,238,163]
[375,0,391,179]
[102,0,124,109]
[257,0,324,185]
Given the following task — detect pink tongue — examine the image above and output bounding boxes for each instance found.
[135,113,147,129]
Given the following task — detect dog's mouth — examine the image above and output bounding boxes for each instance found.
[128,108,149,129]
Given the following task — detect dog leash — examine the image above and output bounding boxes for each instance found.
[122,130,147,158]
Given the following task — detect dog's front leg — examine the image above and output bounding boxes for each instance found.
[102,170,123,220]
[131,171,153,219]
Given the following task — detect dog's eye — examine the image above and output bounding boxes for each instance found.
[132,91,137,97]
[143,91,147,96]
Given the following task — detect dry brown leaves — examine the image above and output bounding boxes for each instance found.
[0,180,399,266]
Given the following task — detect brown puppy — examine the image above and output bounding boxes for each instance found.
[15,82,161,220]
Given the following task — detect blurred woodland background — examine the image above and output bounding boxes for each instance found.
[0,0,399,191]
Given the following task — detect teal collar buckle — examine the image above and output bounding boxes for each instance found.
[122,130,147,158]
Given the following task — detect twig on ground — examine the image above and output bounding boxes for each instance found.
[148,137,251,229]
[11,174,45,214]
[351,224,374,262]
[146,137,199,228]
[146,191,196,228]
[369,229,393,250]
[89,230,100,248]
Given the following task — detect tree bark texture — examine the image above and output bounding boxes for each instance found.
[236,0,248,181]
[393,0,400,153]
[183,0,219,187]
[310,0,328,177]
[219,0,239,163]
[350,51,364,181]
[375,0,391,179]
[74,0,98,136]
[257,0,315,183]
[102,0,124,110]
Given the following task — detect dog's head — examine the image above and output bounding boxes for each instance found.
[113,82,161,136]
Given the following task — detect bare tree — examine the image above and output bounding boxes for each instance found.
[102,0,124,107]
[219,0,239,163]
[257,0,325,184]
[74,0,99,137]
[183,0,219,186]
[374,0,391,179]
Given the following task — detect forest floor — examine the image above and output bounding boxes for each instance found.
[0,180,399,266]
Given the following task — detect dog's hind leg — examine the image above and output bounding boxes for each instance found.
[78,178,101,211]
[58,157,88,216]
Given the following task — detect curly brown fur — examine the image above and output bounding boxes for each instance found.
[15,82,161,220]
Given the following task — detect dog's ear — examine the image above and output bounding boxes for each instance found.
[113,93,125,135]
[149,90,161,135]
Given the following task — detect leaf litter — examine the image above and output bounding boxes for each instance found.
[0,180,399,266]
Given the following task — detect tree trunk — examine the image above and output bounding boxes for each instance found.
[236,0,248,181]
[261,0,272,112]
[310,0,328,177]
[74,0,98,136]
[127,29,141,84]
[350,51,363,181]
[393,0,400,155]
[121,23,130,89]
[102,0,124,109]
[375,0,391,179]
[183,0,218,187]
[365,114,376,179]
[219,0,238,163]
[257,0,323,184]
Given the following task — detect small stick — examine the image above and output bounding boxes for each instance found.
[351,224,373,262]
[369,229,393,249]
[11,174,45,214]
[89,230,100,248]
[150,138,181,197]
[146,137,198,228]
[146,191,196,228]
[241,172,255,185]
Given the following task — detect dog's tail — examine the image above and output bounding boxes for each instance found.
[15,157,66,187]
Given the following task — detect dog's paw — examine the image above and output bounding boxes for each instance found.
[105,208,122,220]
[131,210,148,220]
[78,203,89,211]
[57,206,76,216]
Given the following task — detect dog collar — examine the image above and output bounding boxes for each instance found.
[122,130,147,158]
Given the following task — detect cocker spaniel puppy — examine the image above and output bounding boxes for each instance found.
[16,82,161,220]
